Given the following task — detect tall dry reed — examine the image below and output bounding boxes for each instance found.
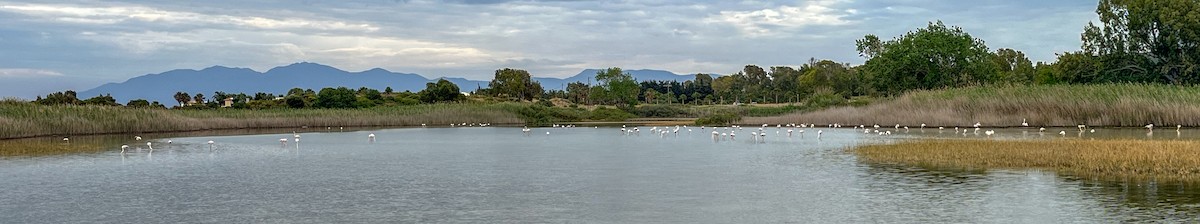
[854,139,1200,182]
[745,83,1200,127]
[0,102,524,139]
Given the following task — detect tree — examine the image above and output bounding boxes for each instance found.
[857,21,997,95]
[594,67,638,106]
[35,90,81,105]
[489,68,542,101]
[1082,0,1200,84]
[384,87,394,94]
[173,92,191,107]
[798,60,851,97]
[285,95,307,108]
[82,94,120,106]
[126,99,151,108]
[992,48,1036,84]
[193,93,205,104]
[315,87,357,108]
[566,82,590,104]
[419,79,463,103]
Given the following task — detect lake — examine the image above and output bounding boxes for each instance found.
[2,126,1198,223]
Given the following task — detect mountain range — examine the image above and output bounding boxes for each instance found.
[78,62,701,105]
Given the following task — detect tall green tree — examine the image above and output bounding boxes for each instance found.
[419,79,463,103]
[173,92,190,107]
[315,87,357,108]
[489,68,542,101]
[594,67,638,106]
[857,21,997,95]
[1082,0,1199,84]
[992,48,1036,84]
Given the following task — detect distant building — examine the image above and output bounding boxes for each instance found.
[222,98,234,108]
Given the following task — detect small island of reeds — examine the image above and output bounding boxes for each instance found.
[853,139,1200,182]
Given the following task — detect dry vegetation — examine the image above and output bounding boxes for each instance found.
[746,83,1200,127]
[854,139,1200,182]
[0,101,525,139]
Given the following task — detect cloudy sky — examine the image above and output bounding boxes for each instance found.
[0,0,1098,99]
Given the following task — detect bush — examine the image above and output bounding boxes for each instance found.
[631,104,689,118]
[589,107,635,121]
[696,112,739,125]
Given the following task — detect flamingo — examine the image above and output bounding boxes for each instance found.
[146,142,154,153]
[817,130,823,139]
[279,138,289,146]
[207,140,215,150]
[985,130,995,137]
[1145,123,1155,132]
[1021,119,1029,127]
[120,145,129,154]
[1059,131,1067,136]
[973,122,981,128]
[62,137,69,143]
[368,133,376,141]
[1039,127,1046,132]
[135,136,142,141]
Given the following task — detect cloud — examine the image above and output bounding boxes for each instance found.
[0,0,1101,97]
[710,0,856,37]
[0,3,379,32]
[0,68,63,77]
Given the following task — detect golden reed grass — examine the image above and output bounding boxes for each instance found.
[853,139,1200,182]
[745,83,1200,127]
[0,102,525,139]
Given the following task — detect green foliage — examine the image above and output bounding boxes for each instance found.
[588,106,634,121]
[315,87,357,108]
[805,88,848,109]
[858,21,997,95]
[81,94,120,106]
[419,79,463,103]
[594,67,638,106]
[1083,0,1200,84]
[695,112,740,126]
[630,104,689,118]
[126,99,151,108]
[35,90,81,105]
[488,68,543,101]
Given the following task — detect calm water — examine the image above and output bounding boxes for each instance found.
[2,127,1199,223]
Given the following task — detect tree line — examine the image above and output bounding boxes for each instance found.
[32,0,1196,109]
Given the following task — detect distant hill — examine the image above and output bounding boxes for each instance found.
[79,62,702,105]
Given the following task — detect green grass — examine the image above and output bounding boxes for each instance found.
[746,83,1200,127]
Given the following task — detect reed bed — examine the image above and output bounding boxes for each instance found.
[0,102,525,139]
[853,139,1200,182]
[745,83,1200,127]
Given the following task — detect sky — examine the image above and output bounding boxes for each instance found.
[0,0,1098,99]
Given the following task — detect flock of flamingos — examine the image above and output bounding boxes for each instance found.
[67,118,1177,156]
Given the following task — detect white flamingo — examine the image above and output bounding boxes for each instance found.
[146,142,154,153]
[1021,119,1029,127]
[207,140,215,150]
[135,136,142,141]
[368,133,376,141]
[120,145,129,154]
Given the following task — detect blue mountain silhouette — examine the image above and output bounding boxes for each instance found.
[79,62,700,105]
